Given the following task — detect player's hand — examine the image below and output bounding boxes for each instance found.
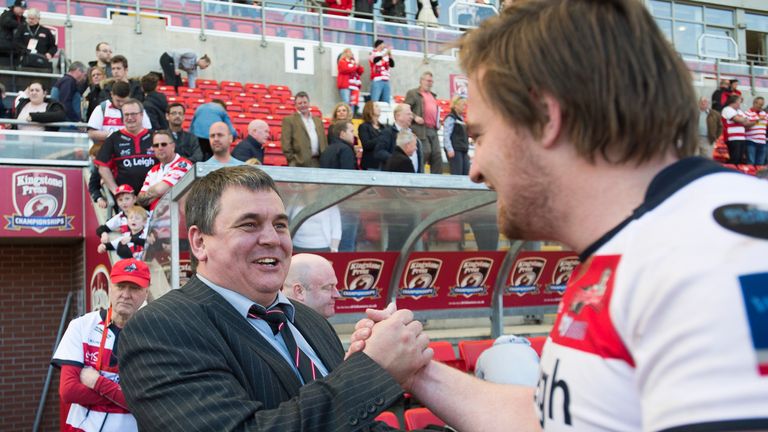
[345,303,396,358]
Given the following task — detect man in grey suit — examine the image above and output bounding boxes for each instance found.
[280,91,328,167]
[119,166,431,431]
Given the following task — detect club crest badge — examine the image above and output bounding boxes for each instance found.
[399,258,442,299]
[449,257,493,297]
[546,256,579,295]
[90,265,110,311]
[506,256,546,296]
[341,259,383,300]
[4,169,73,233]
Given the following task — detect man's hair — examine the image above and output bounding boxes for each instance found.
[68,61,86,73]
[153,129,175,141]
[125,205,148,220]
[724,94,740,107]
[140,73,158,93]
[96,42,110,51]
[362,101,378,124]
[393,103,409,118]
[458,0,698,163]
[110,55,128,69]
[200,54,211,64]
[420,71,433,80]
[754,96,765,104]
[294,91,310,101]
[111,80,130,98]
[211,99,226,109]
[26,8,40,18]
[167,102,185,114]
[396,129,416,149]
[121,98,144,113]
[330,120,352,140]
[185,166,280,236]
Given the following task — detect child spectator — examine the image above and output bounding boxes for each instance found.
[98,205,148,259]
[95,184,136,243]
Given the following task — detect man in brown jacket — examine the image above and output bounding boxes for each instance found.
[281,91,327,167]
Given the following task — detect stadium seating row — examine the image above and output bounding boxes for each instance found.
[430,336,546,373]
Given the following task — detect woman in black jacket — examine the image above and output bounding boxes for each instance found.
[358,100,382,170]
[14,81,66,131]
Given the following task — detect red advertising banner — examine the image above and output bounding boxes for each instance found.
[395,251,507,311]
[83,182,113,312]
[313,252,398,314]
[0,166,83,238]
[502,251,579,308]
[449,74,469,100]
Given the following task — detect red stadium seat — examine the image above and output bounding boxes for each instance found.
[273,105,294,117]
[268,84,292,99]
[394,95,405,103]
[259,94,282,107]
[196,79,219,90]
[247,103,272,116]
[180,88,204,98]
[375,412,400,428]
[458,339,494,373]
[232,113,251,125]
[429,341,466,370]
[404,408,445,431]
[310,106,323,118]
[434,220,463,242]
[264,142,282,155]
[221,81,244,92]
[225,101,244,112]
[264,154,288,166]
[527,336,546,357]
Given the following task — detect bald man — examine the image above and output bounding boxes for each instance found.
[232,119,269,164]
[200,121,244,169]
[283,254,340,319]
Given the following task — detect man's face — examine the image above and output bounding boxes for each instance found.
[420,74,434,91]
[395,105,413,128]
[249,123,270,144]
[753,98,764,111]
[698,98,709,111]
[198,59,210,70]
[122,103,143,133]
[167,106,184,127]
[97,44,113,63]
[466,71,554,241]
[404,139,417,156]
[116,193,136,211]
[127,212,146,233]
[111,62,127,81]
[731,81,739,91]
[109,282,148,319]
[152,134,176,164]
[193,187,292,304]
[111,94,128,109]
[720,79,729,89]
[301,264,340,318]
[13,6,23,16]
[295,96,310,116]
[209,123,232,156]
[340,123,355,144]
[27,14,39,26]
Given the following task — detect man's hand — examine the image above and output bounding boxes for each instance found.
[361,307,433,389]
[96,197,107,209]
[447,150,455,158]
[97,244,107,254]
[80,367,100,389]
[100,232,109,243]
[345,302,396,358]
[414,115,425,125]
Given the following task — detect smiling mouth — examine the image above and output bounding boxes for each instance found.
[255,258,279,266]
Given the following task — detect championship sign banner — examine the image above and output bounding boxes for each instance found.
[0,167,83,237]
[503,251,579,308]
[313,252,398,314]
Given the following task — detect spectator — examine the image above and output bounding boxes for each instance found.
[102,55,143,101]
[138,130,192,210]
[14,81,65,131]
[0,83,8,118]
[746,96,767,166]
[700,96,722,159]
[416,0,439,26]
[280,91,327,167]
[0,1,25,60]
[82,66,105,121]
[710,78,728,112]
[98,205,148,260]
[443,96,470,175]
[474,335,539,386]
[384,129,419,173]
[321,120,358,170]
[325,0,352,15]
[95,98,156,195]
[190,99,237,160]
[200,121,244,168]
[290,202,342,253]
[166,102,203,163]
[721,95,754,164]
[88,42,113,77]
[87,81,151,149]
[353,0,374,46]
[369,40,394,103]
[337,48,363,112]
[232,119,268,164]
[328,101,353,142]
[282,254,340,319]
[358,100,383,170]
[13,7,57,63]
[118,166,429,431]
[140,73,169,130]
[380,0,405,23]
[352,2,768,428]
[95,184,138,244]
[159,50,211,91]
[52,61,86,123]
[405,71,442,174]
[51,257,150,432]
[374,103,423,172]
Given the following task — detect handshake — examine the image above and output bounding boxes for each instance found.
[345,303,434,390]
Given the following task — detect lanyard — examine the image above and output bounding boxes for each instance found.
[95,306,112,371]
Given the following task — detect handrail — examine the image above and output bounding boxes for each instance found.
[32,291,75,432]
[0,118,89,128]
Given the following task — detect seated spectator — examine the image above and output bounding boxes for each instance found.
[384,129,419,173]
[282,253,340,319]
[337,48,363,113]
[13,7,57,63]
[190,100,237,160]
[138,130,192,211]
[159,51,210,91]
[82,66,105,121]
[98,205,148,260]
[14,81,65,131]
[199,121,244,169]
[140,73,169,130]
[374,103,422,171]
[88,42,113,77]
[474,335,540,387]
[231,119,268,164]
[166,102,203,163]
[0,1,26,62]
[52,61,86,123]
[358,100,382,170]
[95,184,138,244]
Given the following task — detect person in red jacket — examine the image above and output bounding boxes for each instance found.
[337,48,364,115]
[325,0,353,15]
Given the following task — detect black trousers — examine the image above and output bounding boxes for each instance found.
[159,52,181,90]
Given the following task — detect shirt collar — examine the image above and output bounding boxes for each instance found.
[198,274,296,322]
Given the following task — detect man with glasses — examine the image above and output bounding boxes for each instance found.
[282,254,340,319]
[95,99,156,196]
[88,41,113,77]
[138,130,191,211]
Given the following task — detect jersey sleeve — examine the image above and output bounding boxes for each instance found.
[52,318,86,368]
[94,135,115,167]
[87,105,104,130]
[142,110,152,129]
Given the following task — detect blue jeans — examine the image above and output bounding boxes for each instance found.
[339,88,351,104]
[339,212,359,251]
[755,144,767,166]
[745,141,756,165]
[370,80,391,103]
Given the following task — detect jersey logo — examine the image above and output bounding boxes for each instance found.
[569,268,611,314]
[739,273,768,376]
[713,204,768,240]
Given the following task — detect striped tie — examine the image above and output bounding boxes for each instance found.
[247,304,319,383]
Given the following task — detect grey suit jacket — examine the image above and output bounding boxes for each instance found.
[404,88,438,141]
[280,112,328,167]
[119,276,403,431]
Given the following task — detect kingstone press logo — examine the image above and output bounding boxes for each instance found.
[546,256,580,295]
[506,257,546,296]
[449,257,493,297]
[342,259,383,300]
[4,169,73,233]
[399,258,442,299]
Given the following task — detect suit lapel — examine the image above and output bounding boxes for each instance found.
[290,303,343,370]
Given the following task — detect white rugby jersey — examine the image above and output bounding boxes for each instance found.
[536,158,768,431]
[139,154,192,210]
